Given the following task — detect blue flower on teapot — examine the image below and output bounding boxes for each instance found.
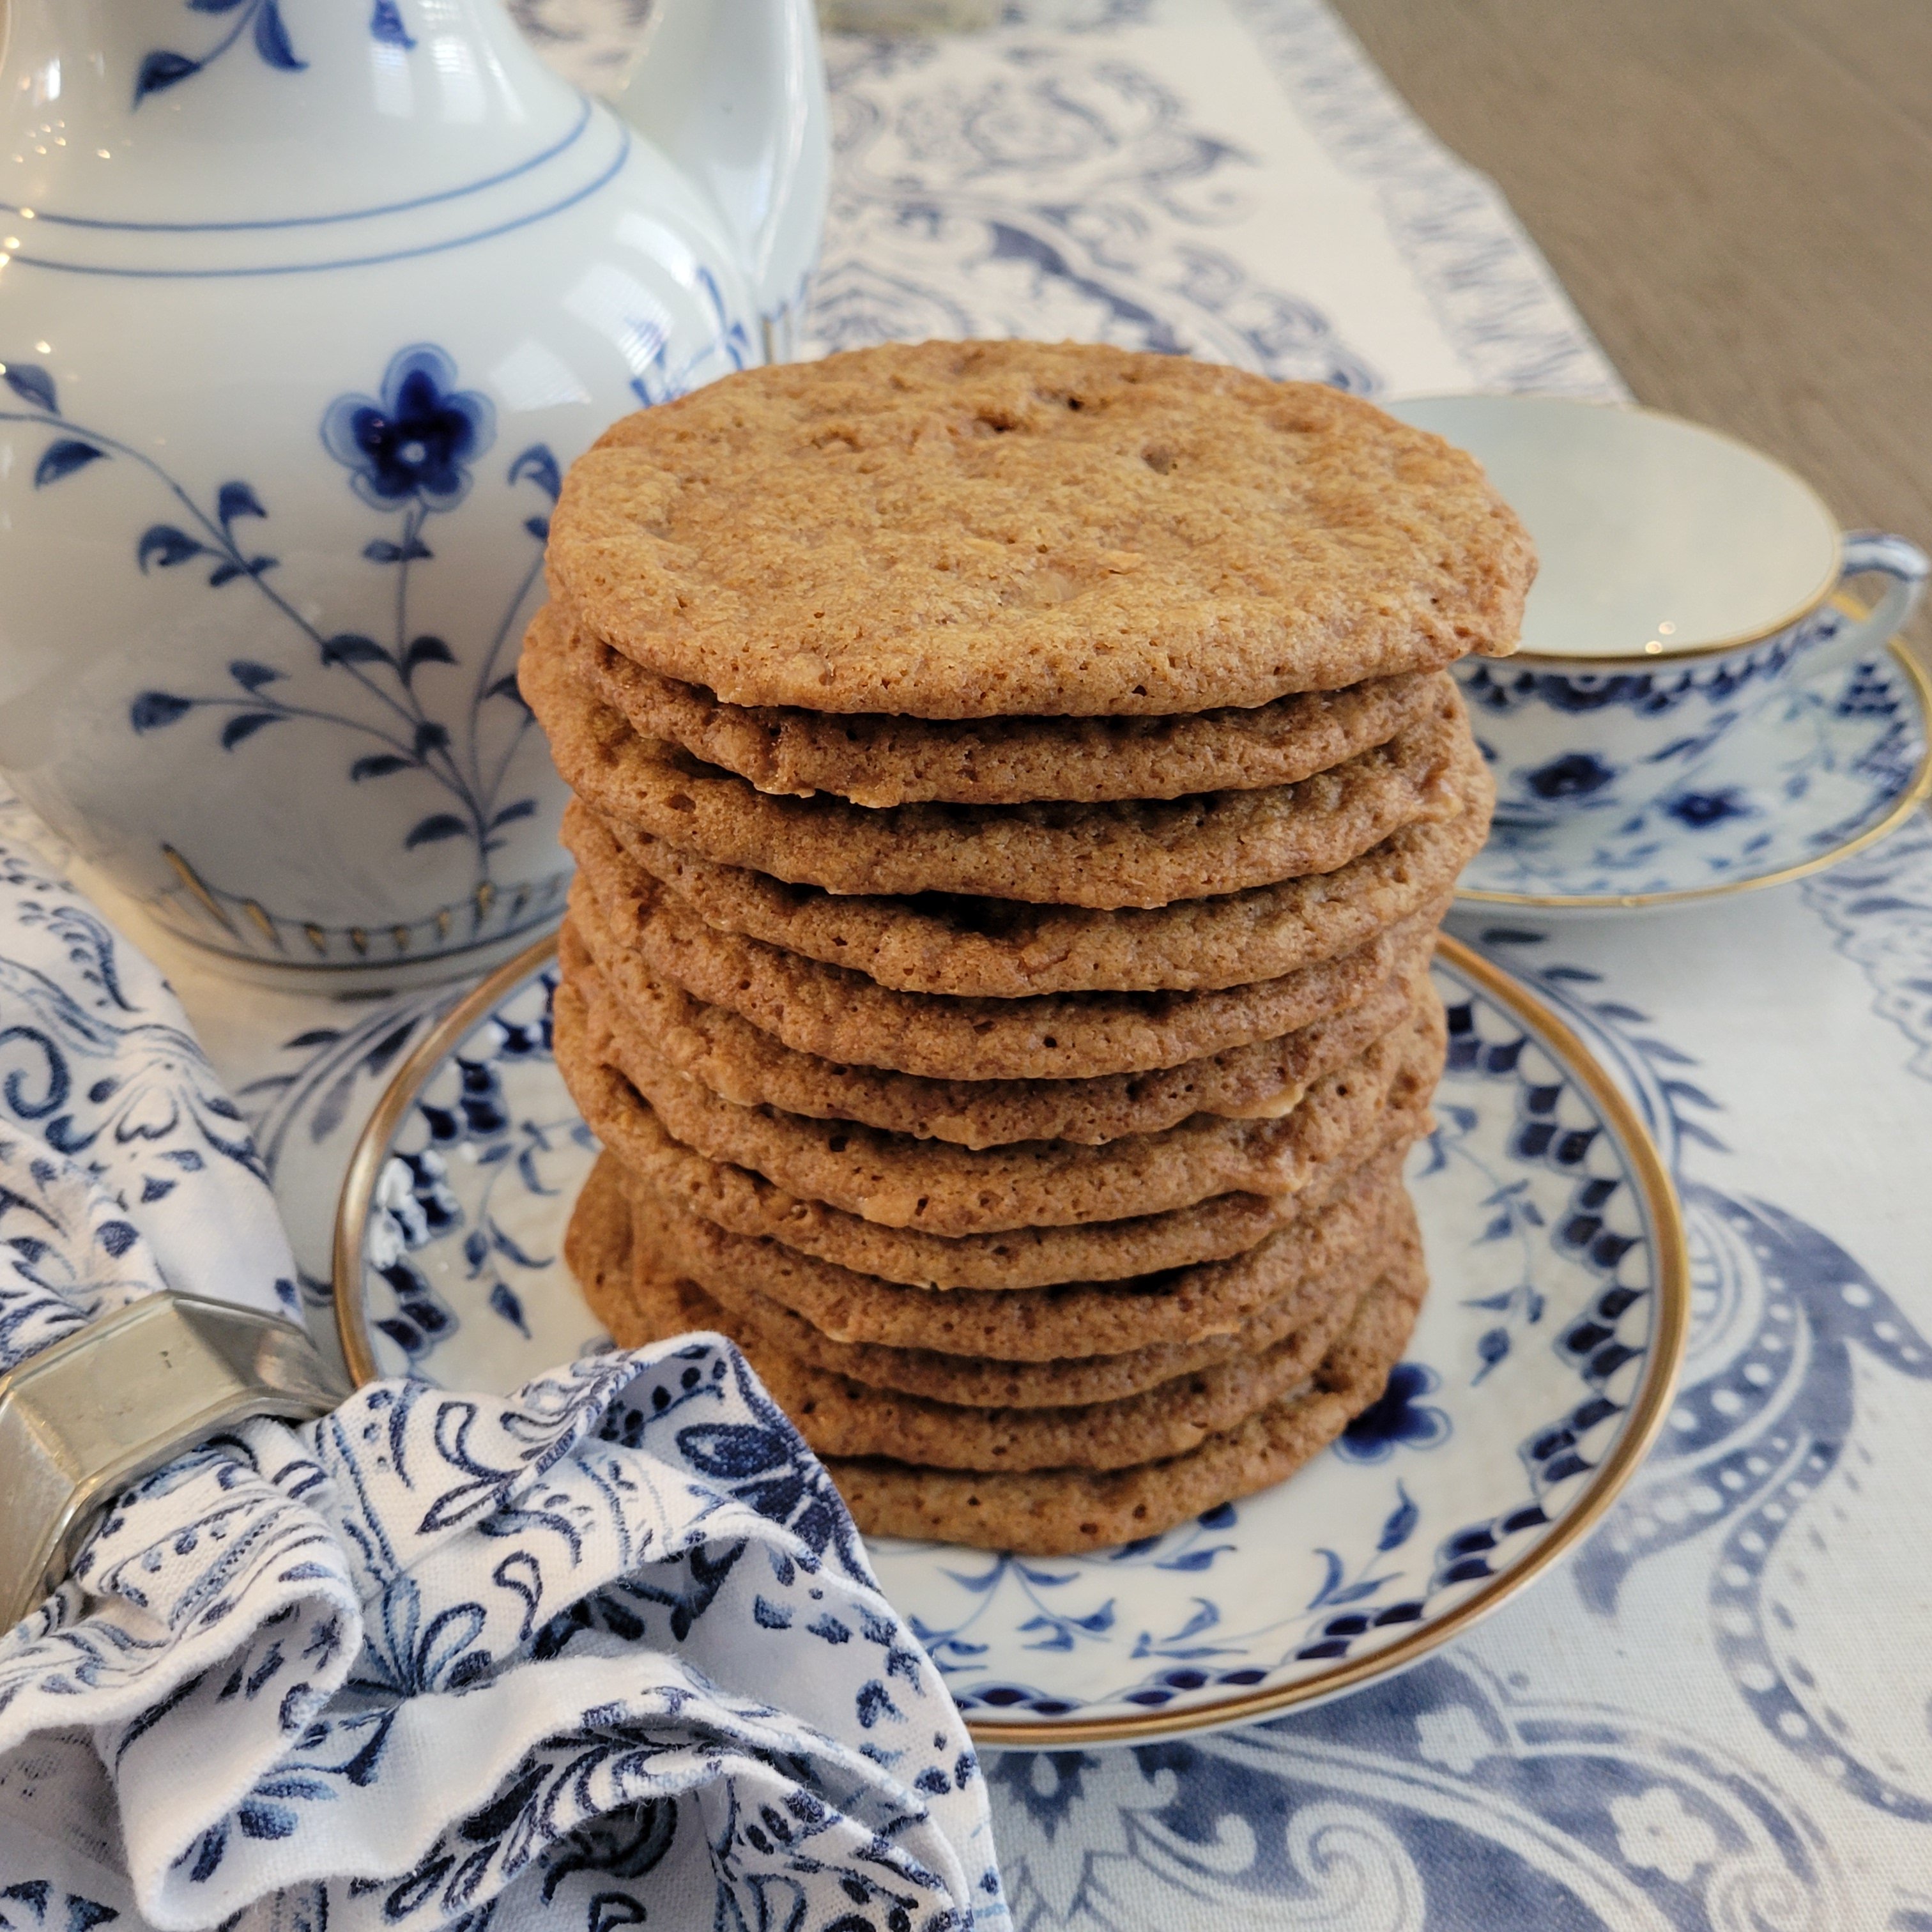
[321,349,495,516]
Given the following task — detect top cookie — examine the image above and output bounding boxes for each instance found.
[547,341,1533,718]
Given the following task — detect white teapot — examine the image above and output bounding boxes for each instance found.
[0,0,827,983]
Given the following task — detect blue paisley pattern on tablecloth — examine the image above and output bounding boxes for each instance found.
[1230,0,1623,399]
[1802,813,1932,1081]
[795,0,1620,399]
[980,1648,1846,1929]
[808,27,1376,387]
[1486,926,1932,1752]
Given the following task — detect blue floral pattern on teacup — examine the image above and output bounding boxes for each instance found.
[1462,645,1928,906]
[1459,530,1928,832]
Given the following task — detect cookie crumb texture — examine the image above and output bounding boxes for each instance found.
[564,610,1449,807]
[827,1241,1425,1554]
[547,340,1532,717]
[525,632,1468,908]
[566,1153,1428,1554]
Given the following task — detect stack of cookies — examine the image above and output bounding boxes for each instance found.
[522,341,1529,1555]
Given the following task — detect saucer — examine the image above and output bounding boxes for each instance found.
[1457,640,1932,915]
[332,934,1688,1744]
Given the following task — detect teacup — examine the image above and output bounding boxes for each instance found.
[1384,395,1928,829]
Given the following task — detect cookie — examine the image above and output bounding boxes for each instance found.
[606,1140,1409,1360]
[610,1226,1404,1473]
[546,340,1531,717]
[830,1248,1427,1553]
[568,893,1429,1147]
[562,983,1432,1289]
[562,1146,632,1307]
[572,743,1486,993]
[525,637,1467,909]
[565,827,1442,1082]
[565,962,1446,1234]
[611,1174,1406,1406]
[560,607,1448,805]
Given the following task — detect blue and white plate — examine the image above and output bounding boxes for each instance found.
[1457,643,1932,915]
[334,935,1688,1744]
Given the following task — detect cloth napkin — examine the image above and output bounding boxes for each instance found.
[0,833,1000,1931]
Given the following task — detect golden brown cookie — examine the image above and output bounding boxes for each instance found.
[567,959,1447,1234]
[829,1248,1427,1553]
[564,836,1442,1083]
[561,985,1434,1289]
[603,1140,1409,1360]
[574,755,1486,995]
[545,340,1531,717]
[568,893,1429,1148]
[524,638,1467,909]
[562,1145,632,1307]
[561,608,1450,806]
[618,1253,1374,1472]
[565,1177,1426,1498]
[612,1176,1406,1407]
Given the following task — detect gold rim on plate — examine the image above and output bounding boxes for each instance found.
[1457,638,1932,914]
[332,932,562,1389]
[332,930,1690,1745]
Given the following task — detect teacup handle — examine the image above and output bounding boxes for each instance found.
[1798,530,1929,681]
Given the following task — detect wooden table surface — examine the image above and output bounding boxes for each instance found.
[1331,0,1932,664]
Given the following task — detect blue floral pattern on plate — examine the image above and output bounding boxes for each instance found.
[341,939,1687,1740]
[1459,642,1932,912]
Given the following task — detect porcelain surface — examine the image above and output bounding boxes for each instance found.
[1460,641,1932,913]
[1383,397,1929,832]
[336,937,1687,1742]
[1387,396,1843,661]
[0,0,824,982]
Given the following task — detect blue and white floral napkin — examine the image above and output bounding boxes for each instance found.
[0,832,1000,1932]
